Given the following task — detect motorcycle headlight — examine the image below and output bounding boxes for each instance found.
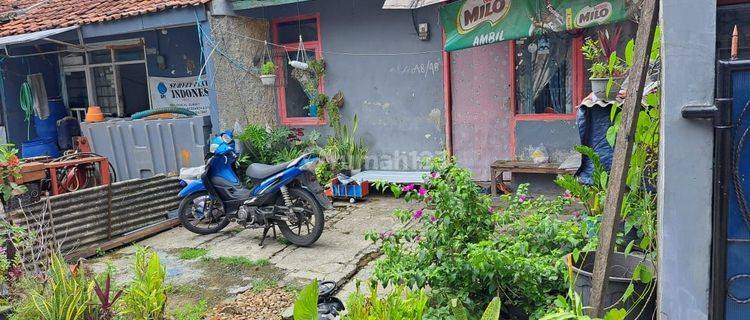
[300,158,321,173]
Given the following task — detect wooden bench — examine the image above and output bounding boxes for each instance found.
[490,160,576,196]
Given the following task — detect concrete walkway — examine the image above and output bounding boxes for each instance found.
[89,195,415,314]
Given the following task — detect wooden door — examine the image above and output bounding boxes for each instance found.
[450,42,513,181]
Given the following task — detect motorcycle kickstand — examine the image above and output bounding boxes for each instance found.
[259,223,276,247]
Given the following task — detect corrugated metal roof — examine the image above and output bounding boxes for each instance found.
[0,25,76,47]
[382,0,447,9]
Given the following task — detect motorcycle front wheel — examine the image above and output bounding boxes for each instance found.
[178,191,230,235]
[276,187,325,246]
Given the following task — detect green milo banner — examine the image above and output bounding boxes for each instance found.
[440,0,630,51]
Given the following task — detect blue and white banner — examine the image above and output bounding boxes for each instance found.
[149,76,210,115]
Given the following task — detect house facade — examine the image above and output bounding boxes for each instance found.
[0,0,210,146]
[210,0,639,181]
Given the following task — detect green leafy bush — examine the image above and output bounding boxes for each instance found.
[236,125,295,165]
[342,282,429,320]
[119,247,167,320]
[368,155,591,316]
[318,114,368,172]
[15,254,92,320]
[451,296,501,320]
[375,175,606,318]
[236,125,319,168]
[292,280,429,320]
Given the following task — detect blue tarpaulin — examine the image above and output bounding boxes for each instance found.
[575,102,614,185]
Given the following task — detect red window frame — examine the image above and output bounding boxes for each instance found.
[272,13,325,126]
[508,36,584,159]
[508,36,585,122]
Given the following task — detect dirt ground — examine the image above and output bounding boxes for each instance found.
[88,195,417,319]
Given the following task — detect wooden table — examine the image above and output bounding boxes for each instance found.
[490,160,576,196]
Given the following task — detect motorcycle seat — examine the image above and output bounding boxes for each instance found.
[246,161,291,179]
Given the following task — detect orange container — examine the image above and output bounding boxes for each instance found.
[84,106,105,122]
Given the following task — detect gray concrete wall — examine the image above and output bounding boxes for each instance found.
[515,120,579,163]
[240,0,445,171]
[657,0,715,318]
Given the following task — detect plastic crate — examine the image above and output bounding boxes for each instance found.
[330,178,369,199]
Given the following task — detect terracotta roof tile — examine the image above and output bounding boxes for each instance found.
[0,0,209,37]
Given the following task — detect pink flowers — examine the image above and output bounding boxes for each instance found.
[430,172,440,179]
[414,235,423,242]
[418,186,428,197]
[379,231,393,239]
[429,215,437,223]
[563,190,573,199]
[402,184,415,192]
[488,207,495,214]
[518,194,527,203]
[572,211,581,219]
[412,208,424,220]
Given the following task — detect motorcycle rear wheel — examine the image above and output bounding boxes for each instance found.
[178,191,230,235]
[277,187,324,246]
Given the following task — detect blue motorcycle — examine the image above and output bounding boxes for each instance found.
[177,131,332,246]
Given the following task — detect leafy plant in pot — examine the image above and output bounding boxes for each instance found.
[259,61,277,86]
[582,38,627,99]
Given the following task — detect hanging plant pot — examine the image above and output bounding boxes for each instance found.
[307,104,318,117]
[290,60,309,70]
[590,77,624,100]
[260,74,276,86]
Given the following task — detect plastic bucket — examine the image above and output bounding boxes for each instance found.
[33,99,67,138]
[22,137,61,158]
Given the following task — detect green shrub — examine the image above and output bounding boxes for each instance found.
[368,155,591,317]
[14,254,92,320]
[236,125,319,167]
[292,280,429,320]
[119,246,167,320]
[342,282,429,320]
[236,125,294,165]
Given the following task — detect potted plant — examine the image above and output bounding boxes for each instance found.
[582,39,627,99]
[306,92,329,118]
[566,251,656,320]
[259,61,277,86]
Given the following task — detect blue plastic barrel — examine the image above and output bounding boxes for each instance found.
[22,137,61,158]
[33,99,67,139]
